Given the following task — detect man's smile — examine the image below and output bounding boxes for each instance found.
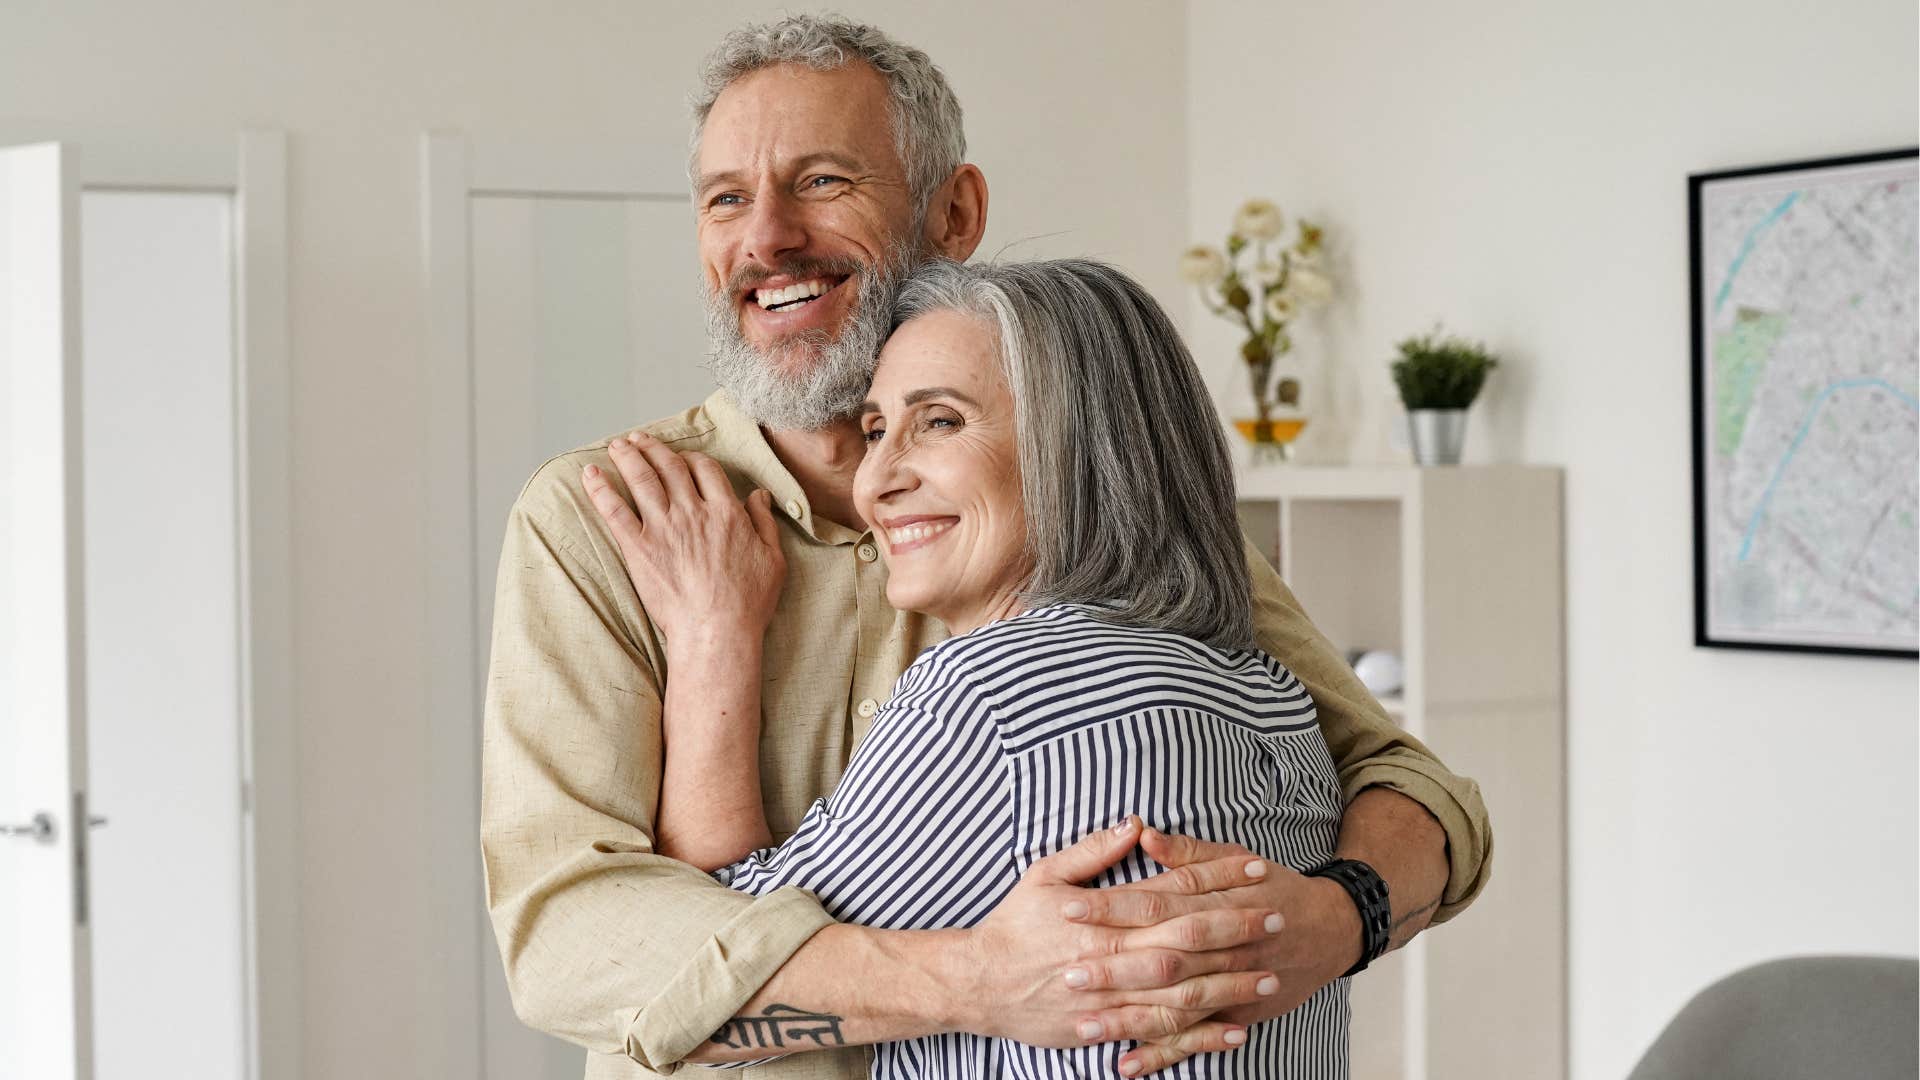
[737,271,858,341]
[752,275,848,311]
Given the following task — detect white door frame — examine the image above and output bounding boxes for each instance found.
[3,130,299,1080]
[420,131,687,1077]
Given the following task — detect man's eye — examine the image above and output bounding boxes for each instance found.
[710,193,745,208]
[807,175,847,189]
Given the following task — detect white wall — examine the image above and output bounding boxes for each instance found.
[0,3,1187,1076]
[1185,1,1917,1076]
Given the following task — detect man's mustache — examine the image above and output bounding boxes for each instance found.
[726,256,868,294]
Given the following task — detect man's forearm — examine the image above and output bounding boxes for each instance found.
[681,924,968,1063]
[1336,786,1449,951]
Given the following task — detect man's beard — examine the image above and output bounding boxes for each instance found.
[704,244,919,432]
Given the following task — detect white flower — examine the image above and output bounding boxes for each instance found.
[1253,259,1285,287]
[1285,266,1334,307]
[1178,245,1229,286]
[1265,292,1296,324]
[1233,198,1285,241]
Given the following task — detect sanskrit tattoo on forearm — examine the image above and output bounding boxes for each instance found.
[708,1003,847,1052]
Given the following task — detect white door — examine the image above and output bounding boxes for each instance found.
[80,187,248,1080]
[0,141,94,1080]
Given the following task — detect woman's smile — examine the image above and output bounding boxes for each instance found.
[877,514,959,554]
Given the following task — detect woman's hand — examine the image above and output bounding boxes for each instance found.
[582,430,786,654]
[584,430,785,866]
[1069,825,1360,1076]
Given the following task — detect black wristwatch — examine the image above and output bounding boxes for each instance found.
[1306,858,1391,977]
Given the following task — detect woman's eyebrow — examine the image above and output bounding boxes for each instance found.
[859,387,982,415]
[902,386,981,409]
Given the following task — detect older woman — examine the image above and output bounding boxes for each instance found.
[587,259,1348,1078]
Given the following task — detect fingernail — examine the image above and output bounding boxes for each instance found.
[1264,913,1283,933]
[584,465,600,478]
[1077,1019,1103,1041]
[1112,817,1135,834]
[609,437,626,449]
[1062,899,1089,919]
[1256,976,1279,996]
[1244,860,1267,879]
[1223,1028,1247,1046]
[1120,1060,1142,1076]
[1063,967,1089,989]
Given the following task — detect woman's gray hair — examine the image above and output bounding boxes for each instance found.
[894,259,1255,651]
[691,13,966,215]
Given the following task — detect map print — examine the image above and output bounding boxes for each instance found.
[1697,154,1918,653]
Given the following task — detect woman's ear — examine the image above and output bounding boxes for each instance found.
[923,164,989,261]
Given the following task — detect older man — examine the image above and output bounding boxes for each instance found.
[482,13,1490,1079]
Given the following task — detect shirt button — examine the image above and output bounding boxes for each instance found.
[784,499,803,520]
[856,543,878,562]
[855,698,878,718]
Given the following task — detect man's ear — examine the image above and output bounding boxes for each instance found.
[923,164,989,261]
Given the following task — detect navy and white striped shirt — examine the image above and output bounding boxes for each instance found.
[715,603,1349,1078]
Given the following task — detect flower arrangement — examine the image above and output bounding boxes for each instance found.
[1179,198,1334,440]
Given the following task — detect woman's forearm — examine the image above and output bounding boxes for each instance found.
[654,628,773,870]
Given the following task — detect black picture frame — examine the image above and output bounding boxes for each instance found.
[1689,147,1919,659]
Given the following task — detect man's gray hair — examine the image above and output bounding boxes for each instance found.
[691,13,967,211]
[893,259,1256,651]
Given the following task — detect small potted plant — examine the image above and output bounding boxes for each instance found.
[1389,328,1498,465]
[1178,198,1334,463]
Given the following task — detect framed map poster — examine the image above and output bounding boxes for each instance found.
[1690,148,1918,658]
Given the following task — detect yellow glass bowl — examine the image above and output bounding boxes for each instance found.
[1233,417,1308,445]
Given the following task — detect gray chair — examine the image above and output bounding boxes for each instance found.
[1627,955,1918,1080]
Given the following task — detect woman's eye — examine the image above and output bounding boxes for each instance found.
[925,415,958,430]
[861,426,886,444]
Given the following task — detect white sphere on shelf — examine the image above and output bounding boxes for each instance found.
[1352,650,1405,698]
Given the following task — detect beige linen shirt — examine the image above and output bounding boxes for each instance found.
[481,390,1491,1080]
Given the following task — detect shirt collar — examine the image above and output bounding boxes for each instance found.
[703,389,866,546]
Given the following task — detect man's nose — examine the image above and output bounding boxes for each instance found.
[742,188,807,268]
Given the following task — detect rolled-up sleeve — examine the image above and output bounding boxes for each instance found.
[480,460,834,1073]
[1243,535,1493,921]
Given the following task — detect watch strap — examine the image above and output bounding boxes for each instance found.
[1307,858,1391,977]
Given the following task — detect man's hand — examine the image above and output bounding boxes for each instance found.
[954,817,1284,1056]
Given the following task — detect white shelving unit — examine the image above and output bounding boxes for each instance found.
[1236,464,1566,1080]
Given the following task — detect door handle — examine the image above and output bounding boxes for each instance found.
[1,812,55,843]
